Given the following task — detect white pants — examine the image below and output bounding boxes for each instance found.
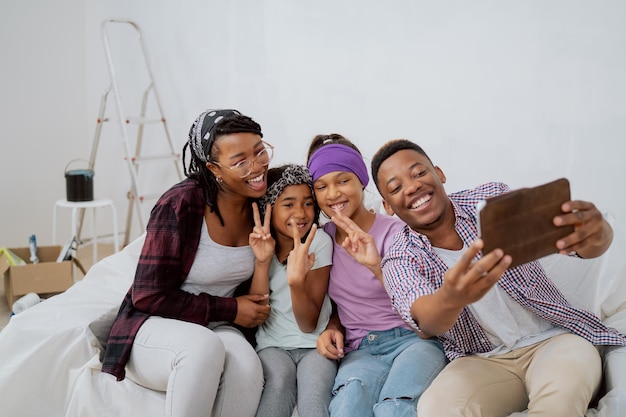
[126,316,263,417]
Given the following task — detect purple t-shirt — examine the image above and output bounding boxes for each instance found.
[324,213,407,352]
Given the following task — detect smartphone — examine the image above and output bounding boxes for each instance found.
[478,178,574,268]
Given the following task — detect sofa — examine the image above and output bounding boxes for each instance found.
[0,214,625,417]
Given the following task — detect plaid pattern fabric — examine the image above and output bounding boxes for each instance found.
[382,182,626,361]
[102,179,238,380]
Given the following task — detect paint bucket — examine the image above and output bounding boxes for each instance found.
[65,159,94,202]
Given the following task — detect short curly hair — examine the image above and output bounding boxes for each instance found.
[370,139,433,193]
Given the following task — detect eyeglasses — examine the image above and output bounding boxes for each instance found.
[212,141,275,178]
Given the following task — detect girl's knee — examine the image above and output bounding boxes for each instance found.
[332,376,365,398]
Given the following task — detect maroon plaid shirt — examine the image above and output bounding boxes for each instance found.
[102,179,240,380]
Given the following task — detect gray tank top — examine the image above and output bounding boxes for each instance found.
[182,219,255,298]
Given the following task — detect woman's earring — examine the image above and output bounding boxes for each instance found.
[216,177,223,184]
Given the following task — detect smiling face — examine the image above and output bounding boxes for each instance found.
[377,149,452,234]
[312,171,369,222]
[271,184,316,244]
[208,132,268,199]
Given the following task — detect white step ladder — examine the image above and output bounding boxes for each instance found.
[87,19,182,246]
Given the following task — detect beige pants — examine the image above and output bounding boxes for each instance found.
[417,333,602,417]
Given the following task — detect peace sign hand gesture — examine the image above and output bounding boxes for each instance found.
[332,211,382,275]
[249,202,275,264]
[286,222,317,287]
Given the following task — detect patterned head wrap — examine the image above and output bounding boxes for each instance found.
[187,109,244,163]
[259,164,314,214]
[307,143,369,187]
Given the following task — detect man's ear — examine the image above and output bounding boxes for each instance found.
[382,199,395,216]
[435,166,446,184]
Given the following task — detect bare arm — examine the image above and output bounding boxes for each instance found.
[248,203,274,305]
[410,240,511,337]
[316,307,345,360]
[290,265,331,332]
[287,223,331,332]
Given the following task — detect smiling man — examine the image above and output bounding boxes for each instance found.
[369,139,626,417]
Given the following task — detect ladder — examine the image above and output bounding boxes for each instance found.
[86,19,182,246]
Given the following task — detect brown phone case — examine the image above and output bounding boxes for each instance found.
[478,178,575,268]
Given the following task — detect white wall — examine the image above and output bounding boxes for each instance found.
[0,0,87,248]
[2,0,625,249]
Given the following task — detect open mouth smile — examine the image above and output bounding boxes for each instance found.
[409,194,431,210]
[329,202,348,212]
[246,173,266,191]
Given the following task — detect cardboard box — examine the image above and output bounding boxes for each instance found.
[1,245,73,306]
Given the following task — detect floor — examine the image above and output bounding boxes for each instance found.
[0,242,117,330]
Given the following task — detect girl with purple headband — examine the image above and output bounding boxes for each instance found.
[306,134,447,417]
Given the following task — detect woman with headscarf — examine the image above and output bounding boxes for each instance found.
[102,109,274,417]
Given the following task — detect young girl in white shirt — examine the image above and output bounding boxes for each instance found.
[248,164,336,417]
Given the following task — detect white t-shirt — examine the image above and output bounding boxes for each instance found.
[433,245,566,356]
[255,229,333,351]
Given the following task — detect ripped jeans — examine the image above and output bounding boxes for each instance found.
[329,327,446,417]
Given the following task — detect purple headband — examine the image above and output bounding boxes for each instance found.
[307,144,369,187]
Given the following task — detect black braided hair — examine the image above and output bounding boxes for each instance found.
[182,114,263,226]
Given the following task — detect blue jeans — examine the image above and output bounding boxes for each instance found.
[329,327,446,417]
